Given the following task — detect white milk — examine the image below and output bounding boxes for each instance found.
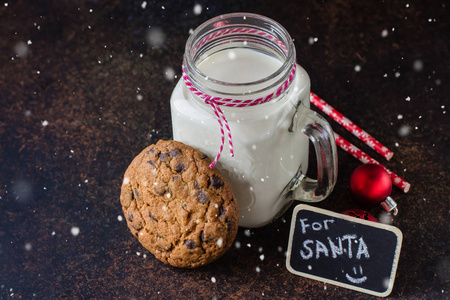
[197,48,281,83]
[170,48,311,227]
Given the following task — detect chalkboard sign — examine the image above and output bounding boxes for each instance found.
[286,205,402,297]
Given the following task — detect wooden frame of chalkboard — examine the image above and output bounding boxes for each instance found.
[286,204,403,297]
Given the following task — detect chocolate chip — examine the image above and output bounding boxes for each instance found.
[226,220,233,232]
[147,160,156,168]
[147,148,155,154]
[200,231,204,243]
[219,206,226,217]
[156,234,165,239]
[175,163,185,173]
[131,222,143,231]
[127,211,134,222]
[128,191,134,201]
[133,188,140,198]
[159,153,168,162]
[169,148,182,157]
[194,180,199,189]
[154,182,167,195]
[149,212,158,222]
[210,175,224,189]
[197,191,209,204]
[154,187,163,195]
[184,239,196,249]
[200,154,208,160]
[173,176,179,181]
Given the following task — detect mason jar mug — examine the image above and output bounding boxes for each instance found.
[170,13,338,228]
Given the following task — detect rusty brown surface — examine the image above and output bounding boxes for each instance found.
[0,0,448,299]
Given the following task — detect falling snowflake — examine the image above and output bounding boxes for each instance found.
[193,4,202,15]
[14,41,29,58]
[164,67,175,81]
[398,125,411,137]
[308,37,318,45]
[71,227,80,236]
[11,179,33,203]
[24,243,33,251]
[146,27,165,48]
[413,59,423,71]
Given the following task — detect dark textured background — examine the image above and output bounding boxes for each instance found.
[0,0,448,299]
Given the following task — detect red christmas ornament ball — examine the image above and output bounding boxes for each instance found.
[350,164,392,206]
[342,209,378,222]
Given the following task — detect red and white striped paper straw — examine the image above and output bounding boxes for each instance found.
[310,92,394,161]
[334,132,410,193]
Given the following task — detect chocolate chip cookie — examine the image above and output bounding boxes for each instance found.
[120,140,239,268]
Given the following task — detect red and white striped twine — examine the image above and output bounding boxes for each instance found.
[183,26,294,168]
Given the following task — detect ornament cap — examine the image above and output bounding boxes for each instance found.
[380,196,398,216]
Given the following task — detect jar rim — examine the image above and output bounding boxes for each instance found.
[183,12,296,91]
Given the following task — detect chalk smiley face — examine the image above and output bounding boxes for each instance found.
[345,264,368,284]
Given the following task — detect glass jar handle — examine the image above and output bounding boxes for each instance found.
[288,103,338,202]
